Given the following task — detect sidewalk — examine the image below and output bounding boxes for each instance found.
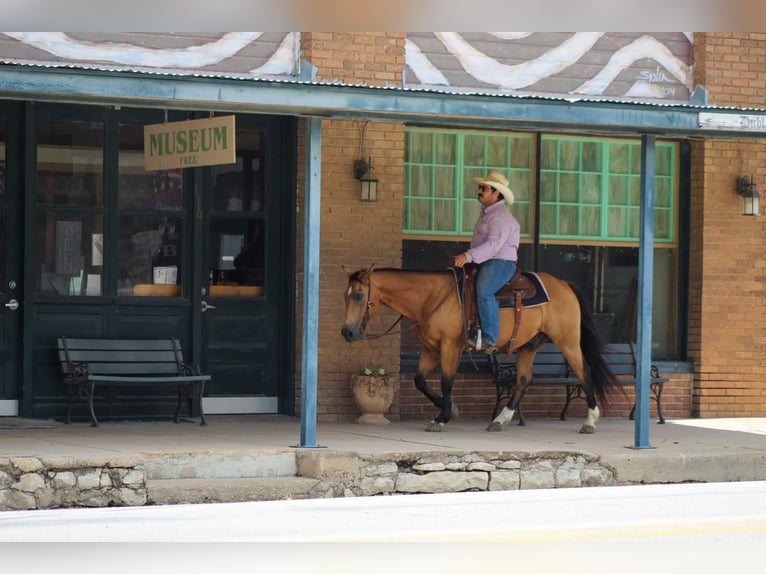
[2,415,766,511]
[2,414,766,484]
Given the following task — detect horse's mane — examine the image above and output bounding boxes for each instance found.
[370,267,453,275]
[349,267,453,284]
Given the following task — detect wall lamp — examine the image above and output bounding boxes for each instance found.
[737,175,760,216]
[355,156,378,202]
[353,121,378,202]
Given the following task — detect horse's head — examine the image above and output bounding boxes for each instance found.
[340,263,378,342]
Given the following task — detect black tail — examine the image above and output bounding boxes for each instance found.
[569,282,621,407]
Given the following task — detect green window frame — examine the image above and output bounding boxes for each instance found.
[404,129,676,244]
[540,136,676,243]
[404,129,533,237]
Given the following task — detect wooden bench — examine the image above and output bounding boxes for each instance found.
[489,342,668,425]
[58,337,211,428]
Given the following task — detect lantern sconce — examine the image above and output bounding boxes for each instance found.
[737,175,761,216]
[353,121,379,202]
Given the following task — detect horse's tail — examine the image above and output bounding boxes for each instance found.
[568,282,622,407]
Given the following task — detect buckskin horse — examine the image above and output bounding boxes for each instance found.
[340,263,620,433]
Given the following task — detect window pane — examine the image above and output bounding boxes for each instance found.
[581,141,601,172]
[434,199,455,231]
[608,207,628,237]
[119,216,182,297]
[408,199,431,230]
[656,178,671,208]
[540,138,557,170]
[487,136,507,166]
[35,213,103,296]
[581,206,600,236]
[559,205,578,235]
[36,120,103,207]
[409,165,431,197]
[559,173,578,202]
[559,140,579,171]
[510,137,530,168]
[434,166,455,198]
[509,170,530,203]
[209,219,264,290]
[609,143,629,174]
[463,135,484,166]
[608,175,628,205]
[581,173,601,203]
[655,209,671,240]
[540,204,556,235]
[462,200,480,233]
[540,172,556,202]
[433,133,456,164]
[656,145,672,175]
[408,131,432,163]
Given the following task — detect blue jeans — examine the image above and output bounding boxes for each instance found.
[476,259,517,346]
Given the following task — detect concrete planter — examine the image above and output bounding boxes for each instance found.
[350,374,397,425]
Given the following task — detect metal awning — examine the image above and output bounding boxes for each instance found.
[2,64,766,137]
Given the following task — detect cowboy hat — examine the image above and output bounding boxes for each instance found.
[473,171,514,205]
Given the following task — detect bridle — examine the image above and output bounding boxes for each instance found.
[352,275,404,340]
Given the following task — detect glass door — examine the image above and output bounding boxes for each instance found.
[0,107,21,415]
[199,115,290,415]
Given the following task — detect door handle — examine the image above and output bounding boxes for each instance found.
[4,299,19,311]
[201,301,216,313]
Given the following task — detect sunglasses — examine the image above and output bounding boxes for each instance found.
[477,184,495,192]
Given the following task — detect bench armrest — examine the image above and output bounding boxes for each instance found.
[65,360,89,381]
[178,361,204,377]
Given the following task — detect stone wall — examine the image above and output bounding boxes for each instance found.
[0,456,146,511]
[297,450,617,498]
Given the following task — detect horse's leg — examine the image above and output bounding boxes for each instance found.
[486,336,545,432]
[557,342,599,433]
[424,343,461,432]
[413,347,444,410]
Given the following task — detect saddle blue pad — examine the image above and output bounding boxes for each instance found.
[497,271,550,309]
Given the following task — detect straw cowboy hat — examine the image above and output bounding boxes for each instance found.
[473,171,514,205]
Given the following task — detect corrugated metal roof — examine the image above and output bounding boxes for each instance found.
[0,57,730,110]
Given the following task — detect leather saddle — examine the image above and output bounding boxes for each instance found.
[461,264,535,355]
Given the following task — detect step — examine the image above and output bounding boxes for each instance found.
[146,476,322,505]
[142,451,298,480]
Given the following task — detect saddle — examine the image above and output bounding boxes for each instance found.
[462,264,536,356]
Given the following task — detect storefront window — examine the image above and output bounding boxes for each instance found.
[34,119,104,296]
[208,129,265,298]
[403,128,682,358]
[118,123,184,297]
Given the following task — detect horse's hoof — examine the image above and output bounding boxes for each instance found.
[486,421,503,432]
[579,424,595,434]
[451,403,460,419]
[425,421,444,432]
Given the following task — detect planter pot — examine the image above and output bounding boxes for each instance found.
[350,374,397,425]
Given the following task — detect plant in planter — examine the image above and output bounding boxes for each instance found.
[350,367,397,425]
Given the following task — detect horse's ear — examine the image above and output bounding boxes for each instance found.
[365,263,376,274]
[341,264,352,277]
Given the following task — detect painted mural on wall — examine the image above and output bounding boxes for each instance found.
[0,32,299,78]
[405,32,693,102]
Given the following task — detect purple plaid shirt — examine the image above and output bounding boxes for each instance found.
[465,201,520,264]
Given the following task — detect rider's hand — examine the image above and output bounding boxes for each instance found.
[453,253,469,268]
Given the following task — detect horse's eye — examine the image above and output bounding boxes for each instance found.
[354,291,365,302]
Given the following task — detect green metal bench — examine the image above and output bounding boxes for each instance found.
[489,342,668,425]
[58,337,210,427]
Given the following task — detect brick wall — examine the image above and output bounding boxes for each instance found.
[690,33,766,417]
[296,33,406,422]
